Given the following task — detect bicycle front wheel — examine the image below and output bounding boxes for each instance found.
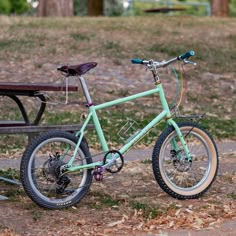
[20,130,93,209]
[152,122,218,199]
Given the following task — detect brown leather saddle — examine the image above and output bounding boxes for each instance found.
[57,62,97,76]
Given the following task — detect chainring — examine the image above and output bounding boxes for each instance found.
[103,150,124,174]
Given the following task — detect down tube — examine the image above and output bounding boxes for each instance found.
[119,110,167,155]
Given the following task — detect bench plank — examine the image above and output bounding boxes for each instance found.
[0,82,78,92]
[0,124,93,134]
[0,121,27,127]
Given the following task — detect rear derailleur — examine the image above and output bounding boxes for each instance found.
[42,152,71,194]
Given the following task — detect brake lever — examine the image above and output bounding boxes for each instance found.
[183,59,197,66]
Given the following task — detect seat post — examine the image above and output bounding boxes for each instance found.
[79,76,93,106]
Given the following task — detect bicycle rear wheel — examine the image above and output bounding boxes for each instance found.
[152,122,218,199]
[20,130,93,209]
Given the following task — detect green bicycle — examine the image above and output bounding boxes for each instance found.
[20,51,219,209]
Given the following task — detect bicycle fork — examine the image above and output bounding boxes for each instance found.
[157,83,192,162]
[168,119,192,162]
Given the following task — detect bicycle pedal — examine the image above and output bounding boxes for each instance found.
[93,166,104,181]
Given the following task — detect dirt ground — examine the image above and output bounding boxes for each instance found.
[0,49,235,236]
[0,17,235,235]
[0,149,235,236]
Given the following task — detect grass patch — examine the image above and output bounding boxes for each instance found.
[88,191,120,209]
[0,168,20,180]
[31,210,43,222]
[0,38,35,52]
[101,40,125,58]
[140,159,152,164]
[131,201,163,219]
[227,192,236,199]
[3,188,24,200]
[103,41,121,50]
[147,42,189,57]
[0,135,27,154]
[201,118,236,139]
[71,32,91,41]
[0,169,22,200]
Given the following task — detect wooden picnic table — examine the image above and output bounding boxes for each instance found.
[0,82,77,128]
[144,7,186,13]
[0,82,92,200]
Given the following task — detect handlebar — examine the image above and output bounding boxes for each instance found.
[131,50,195,68]
[178,50,195,60]
[131,58,143,64]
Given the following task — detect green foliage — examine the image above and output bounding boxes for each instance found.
[0,0,30,15]
[104,0,123,16]
[74,0,87,16]
[230,0,236,16]
[10,0,30,14]
[0,0,11,14]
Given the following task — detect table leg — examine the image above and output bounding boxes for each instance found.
[33,94,46,125]
[7,95,30,125]
[0,94,46,192]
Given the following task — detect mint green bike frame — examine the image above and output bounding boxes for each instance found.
[64,76,191,173]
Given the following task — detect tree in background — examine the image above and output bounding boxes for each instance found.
[211,0,229,16]
[88,0,103,16]
[74,0,122,16]
[38,0,73,17]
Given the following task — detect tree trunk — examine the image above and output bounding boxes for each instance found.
[38,0,74,17]
[211,0,229,17]
[88,0,103,16]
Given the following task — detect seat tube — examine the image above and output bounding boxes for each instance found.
[90,106,109,152]
[79,76,93,106]
[79,76,109,152]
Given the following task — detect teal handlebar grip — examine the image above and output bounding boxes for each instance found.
[131,58,143,64]
[179,51,195,60]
